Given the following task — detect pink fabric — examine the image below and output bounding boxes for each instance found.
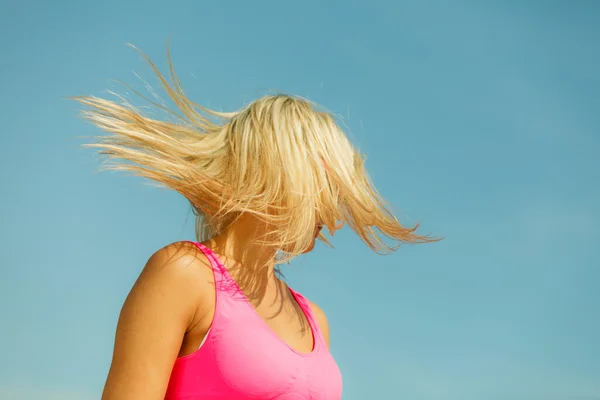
[164,242,343,400]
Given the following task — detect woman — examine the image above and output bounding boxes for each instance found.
[76,47,433,400]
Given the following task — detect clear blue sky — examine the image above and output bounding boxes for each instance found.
[1,1,599,399]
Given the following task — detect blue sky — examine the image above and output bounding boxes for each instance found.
[1,1,599,399]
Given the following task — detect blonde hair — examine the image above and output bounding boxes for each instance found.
[75,46,435,262]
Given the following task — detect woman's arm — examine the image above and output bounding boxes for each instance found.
[102,242,210,400]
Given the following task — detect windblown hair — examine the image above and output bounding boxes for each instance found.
[75,46,434,262]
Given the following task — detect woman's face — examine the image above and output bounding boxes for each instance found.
[301,222,323,254]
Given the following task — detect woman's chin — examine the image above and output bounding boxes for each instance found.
[301,241,316,254]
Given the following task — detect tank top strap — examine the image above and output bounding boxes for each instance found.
[187,241,224,280]
[186,241,246,300]
[288,288,327,350]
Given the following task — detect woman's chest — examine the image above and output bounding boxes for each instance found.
[168,312,342,400]
[211,311,342,399]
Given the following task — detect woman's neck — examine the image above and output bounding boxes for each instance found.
[208,213,277,279]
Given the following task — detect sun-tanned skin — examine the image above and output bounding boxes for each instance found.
[102,214,330,400]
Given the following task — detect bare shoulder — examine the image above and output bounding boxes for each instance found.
[145,241,212,275]
[130,241,214,321]
[140,241,213,283]
[307,299,331,348]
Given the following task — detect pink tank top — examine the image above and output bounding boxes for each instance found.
[164,242,343,400]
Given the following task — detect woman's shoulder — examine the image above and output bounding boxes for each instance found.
[134,241,216,304]
[142,240,211,274]
[147,241,212,271]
